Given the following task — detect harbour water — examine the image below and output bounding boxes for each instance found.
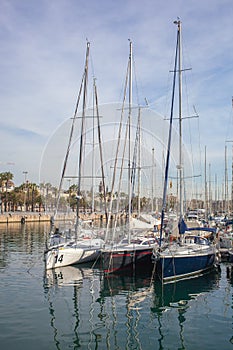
[0,223,233,349]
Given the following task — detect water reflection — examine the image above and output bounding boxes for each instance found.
[152,270,221,350]
[226,264,233,285]
[44,265,93,287]
[99,271,153,299]
[43,264,221,349]
[97,271,154,349]
[0,222,50,269]
[152,269,221,314]
[225,264,233,346]
[0,224,229,349]
[43,265,101,349]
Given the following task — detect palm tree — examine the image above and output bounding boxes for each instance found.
[0,172,14,212]
[12,186,25,211]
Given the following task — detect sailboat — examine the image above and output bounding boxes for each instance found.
[100,41,158,274]
[153,20,218,283]
[44,42,105,269]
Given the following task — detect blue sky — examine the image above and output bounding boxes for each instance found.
[0,0,233,192]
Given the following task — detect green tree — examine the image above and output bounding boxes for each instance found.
[0,172,14,212]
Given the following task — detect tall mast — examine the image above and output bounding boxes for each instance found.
[232,143,233,214]
[53,42,88,219]
[105,41,132,241]
[215,173,218,212]
[151,147,155,213]
[209,163,212,215]
[225,144,228,213]
[232,97,233,213]
[91,79,95,213]
[159,21,179,244]
[94,79,108,221]
[128,40,132,228]
[204,146,208,219]
[177,19,183,220]
[137,108,141,216]
[75,41,90,234]
[225,97,233,212]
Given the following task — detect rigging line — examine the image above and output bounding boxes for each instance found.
[117,43,132,104]
[75,42,90,235]
[89,42,96,83]
[159,20,179,247]
[183,68,195,177]
[112,45,134,240]
[225,97,233,141]
[128,40,133,226]
[181,32,199,198]
[194,105,203,190]
[131,109,140,196]
[132,49,141,107]
[94,79,108,221]
[54,45,87,217]
[104,57,130,242]
[112,113,130,239]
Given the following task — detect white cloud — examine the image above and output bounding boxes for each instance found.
[0,0,232,189]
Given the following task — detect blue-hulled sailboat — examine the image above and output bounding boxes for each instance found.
[153,19,218,283]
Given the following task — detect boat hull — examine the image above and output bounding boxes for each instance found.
[156,250,216,283]
[45,238,104,269]
[101,246,154,274]
[45,246,101,269]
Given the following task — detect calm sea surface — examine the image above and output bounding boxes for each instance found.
[0,222,233,350]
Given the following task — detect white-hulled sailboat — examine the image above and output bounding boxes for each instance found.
[44,42,105,269]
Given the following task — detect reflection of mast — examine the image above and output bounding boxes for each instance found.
[72,286,81,347]
[157,315,164,350]
[97,276,119,349]
[126,295,142,349]
[44,267,103,349]
[43,273,61,350]
[48,300,60,349]
[177,308,186,349]
[125,277,153,349]
[98,272,152,348]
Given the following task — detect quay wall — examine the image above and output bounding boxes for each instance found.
[0,212,76,224]
[0,212,116,224]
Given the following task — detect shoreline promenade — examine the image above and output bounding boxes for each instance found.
[0,212,76,224]
[0,211,111,224]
